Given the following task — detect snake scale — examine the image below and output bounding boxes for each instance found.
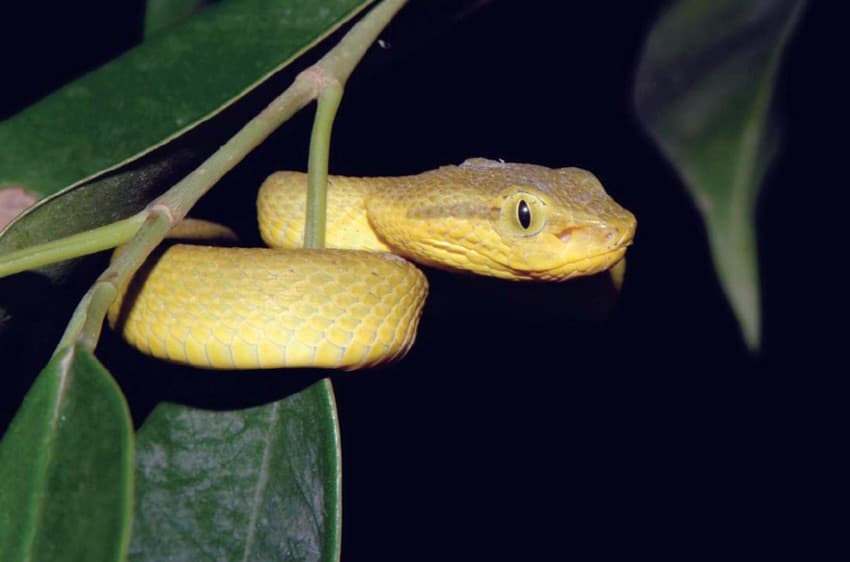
[108,158,636,370]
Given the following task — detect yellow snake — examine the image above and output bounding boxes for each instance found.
[108,158,636,370]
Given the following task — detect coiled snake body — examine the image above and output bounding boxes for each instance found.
[109,158,636,370]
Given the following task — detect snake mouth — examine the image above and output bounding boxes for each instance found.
[552,218,635,269]
[525,224,634,281]
[557,221,634,249]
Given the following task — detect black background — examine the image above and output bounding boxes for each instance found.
[1,1,830,559]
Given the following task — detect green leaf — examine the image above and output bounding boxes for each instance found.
[145,0,212,37]
[130,379,342,562]
[0,0,371,198]
[634,0,805,349]
[0,346,134,562]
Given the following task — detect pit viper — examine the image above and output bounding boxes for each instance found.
[108,158,636,370]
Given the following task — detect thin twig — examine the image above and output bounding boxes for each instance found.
[305,82,344,249]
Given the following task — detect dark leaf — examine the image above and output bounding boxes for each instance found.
[130,379,341,562]
[0,347,133,562]
[634,0,805,349]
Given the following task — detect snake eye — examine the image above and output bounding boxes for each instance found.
[517,200,531,229]
[500,189,547,237]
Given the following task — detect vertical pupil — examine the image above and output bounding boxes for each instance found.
[517,200,531,229]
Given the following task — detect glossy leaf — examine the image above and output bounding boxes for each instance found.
[0,0,370,198]
[634,0,805,349]
[130,379,342,562]
[145,0,212,37]
[0,346,134,562]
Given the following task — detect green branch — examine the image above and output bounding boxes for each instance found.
[0,213,146,279]
[56,0,409,354]
[305,82,344,249]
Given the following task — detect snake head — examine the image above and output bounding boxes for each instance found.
[368,159,636,282]
[491,165,637,281]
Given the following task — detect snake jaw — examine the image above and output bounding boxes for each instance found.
[503,213,635,281]
[401,216,636,282]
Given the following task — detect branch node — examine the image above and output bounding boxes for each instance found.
[298,66,343,98]
[147,202,177,225]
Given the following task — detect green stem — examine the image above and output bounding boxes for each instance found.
[153,0,409,220]
[78,282,118,351]
[152,80,315,219]
[57,0,410,353]
[301,0,408,248]
[305,82,344,249]
[317,0,407,85]
[57,210,172,352]
[0,213,145,278]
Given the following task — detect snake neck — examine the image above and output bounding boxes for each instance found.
[363,168,504,274]
[257,172,390,252]
[256,169,489,271]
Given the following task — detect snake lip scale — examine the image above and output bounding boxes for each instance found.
[110,158,637,370]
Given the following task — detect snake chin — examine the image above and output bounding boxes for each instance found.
[531,246,629,281]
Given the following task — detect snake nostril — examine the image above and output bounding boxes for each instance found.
[558,229,573,243]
